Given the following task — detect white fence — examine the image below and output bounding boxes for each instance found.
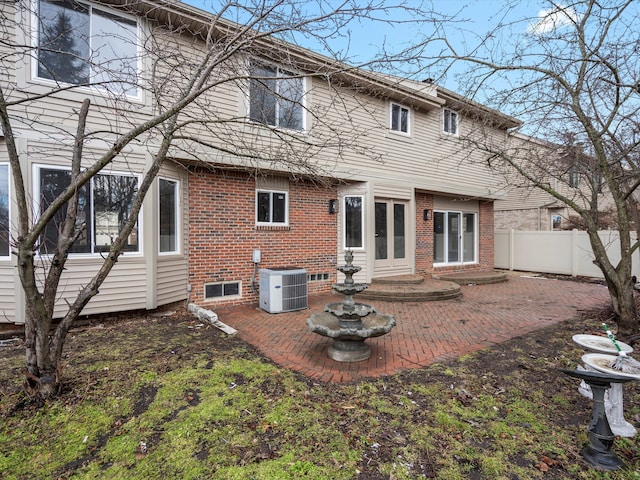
[495,229,640,279]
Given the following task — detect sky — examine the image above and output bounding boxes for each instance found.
[181,0,585,104]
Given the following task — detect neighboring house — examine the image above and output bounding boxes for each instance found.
[494,134,613,231]
[0,0,520,325]
[494,187,572,232]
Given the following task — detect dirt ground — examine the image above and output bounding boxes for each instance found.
[1,297,639,479]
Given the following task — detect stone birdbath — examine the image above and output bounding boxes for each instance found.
[307,251,396,362]
[572,334,636,437]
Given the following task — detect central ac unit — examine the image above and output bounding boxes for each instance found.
[259,268,308,313]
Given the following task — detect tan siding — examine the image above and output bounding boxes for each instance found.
[303,79,508,198]
[256,176,289,190]
[158,258,188,304]
[374,184,412,200]
[31,257,148,319]
[0,264,16,323]
[434,197,479,212]
[372,264,412,278]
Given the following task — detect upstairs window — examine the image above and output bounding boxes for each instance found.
[249,64,304,130]
[256,189,288,226]
[568,166,580,188]
[37,0,139,97]
[36,166,139,254]
[443,108,458,135]
[0,164,9,258]
[390,103,410,134]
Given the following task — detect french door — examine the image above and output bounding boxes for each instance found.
[374,199,408,270]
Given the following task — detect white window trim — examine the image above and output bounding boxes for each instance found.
[433,210,477,266]
[0,163,10,260]
[343,194,365,250]
[248,61,307,132]
[158,177,180,255]
[442,108,459,136]
[33,164,143,257]
[30,0,142,101]
[255,189,289,226]
[389,102,411,135]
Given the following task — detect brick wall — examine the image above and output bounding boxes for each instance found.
[187,168,338,307]
[478,201,494,269]
[415,192,434,275]
[416,196,495,276]
[494,208,541,230]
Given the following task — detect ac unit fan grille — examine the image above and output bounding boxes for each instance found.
[281,272,307,311]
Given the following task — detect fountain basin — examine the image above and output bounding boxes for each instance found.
[325,302,376,320]
[332,284,368,296]
[307,311,396,362]
[337,264,361,276]
[573,334,633,354]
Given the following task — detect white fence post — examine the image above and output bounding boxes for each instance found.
[571,229,578,277]
[509,229,515,271]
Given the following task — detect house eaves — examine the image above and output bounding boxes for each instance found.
[433,83,522,130]
[100,0,444,111]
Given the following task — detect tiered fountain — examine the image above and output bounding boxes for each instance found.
[307,251,396,362]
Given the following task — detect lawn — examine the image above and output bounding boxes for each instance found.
[0,306,639,479]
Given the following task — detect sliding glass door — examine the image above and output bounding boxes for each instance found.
[434,211,476,265]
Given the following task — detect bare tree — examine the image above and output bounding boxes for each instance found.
[0,0,429,401]
[410,0,640,339]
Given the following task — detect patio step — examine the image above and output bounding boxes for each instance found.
[434,270,508,285]
[370,274,424,285]
[359,275,461,302]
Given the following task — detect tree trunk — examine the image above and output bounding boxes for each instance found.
[612,280,638,339]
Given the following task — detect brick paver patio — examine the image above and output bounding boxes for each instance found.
[215,275,610,383]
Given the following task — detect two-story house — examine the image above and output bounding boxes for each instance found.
[0,0,520,325]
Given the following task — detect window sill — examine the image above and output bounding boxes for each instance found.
[385,131,414,143]
[203,295,243,303]
[255,225,291,231]
[434,261,478,268]
[246,120,307,136]
[158,251,183,257]
[23,78,146,109]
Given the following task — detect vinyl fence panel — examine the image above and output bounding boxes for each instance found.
[495,230,640,279]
